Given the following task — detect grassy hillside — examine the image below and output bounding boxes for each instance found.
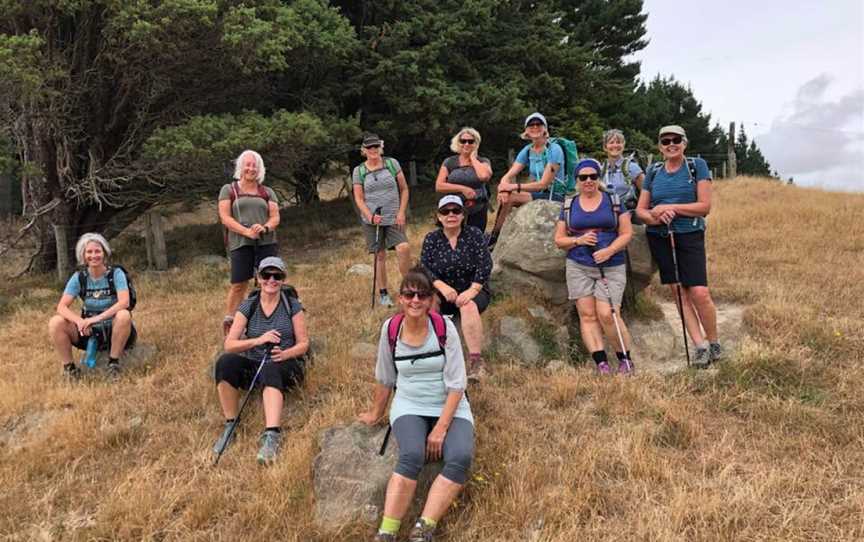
[1,178,862,541]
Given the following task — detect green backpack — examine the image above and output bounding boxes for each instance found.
[546,137,579,196]
[358,157,399,182]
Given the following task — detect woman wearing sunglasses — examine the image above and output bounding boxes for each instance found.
[554,159,634,374]
[212,257,309,464]
[635,125,720,369]
[352,133,412,307]
[434,127,493,232]
[358,266,473,542]
[420,195,493,382]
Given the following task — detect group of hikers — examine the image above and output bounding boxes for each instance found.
[47,113,722,542]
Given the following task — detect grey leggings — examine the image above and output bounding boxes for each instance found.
[392,415,474,485]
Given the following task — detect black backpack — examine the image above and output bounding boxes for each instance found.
[247,285,301,320]
[77,265,137,311]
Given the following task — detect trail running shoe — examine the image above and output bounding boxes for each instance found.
[212,422,236,455]
[693,346,711,369]
[407,518,436,542]
[617,358,635,375]
[256,430,282,465]
[374,533,397,542]
[63,363,82,382]
[596,361,612,375]
[379,293,394,307]
[709,342,723,362]
[106,361,122,379]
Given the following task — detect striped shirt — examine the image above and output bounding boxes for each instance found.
[237,293,302,360]
[352,158,403,226]
[644,157,711,234]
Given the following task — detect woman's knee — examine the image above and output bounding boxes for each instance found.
[576,303,598,323]
[687,286,712,306]
[48,314,68,334]
[395,447,425,481]
[459,300,480,320]
[114,309,132,327]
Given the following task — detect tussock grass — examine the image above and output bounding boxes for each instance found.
[1,178,863,540]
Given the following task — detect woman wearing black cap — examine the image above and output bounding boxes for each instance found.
[636,125,721,368]
[352,133,412,307]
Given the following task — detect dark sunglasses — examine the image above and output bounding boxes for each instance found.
[438,207,464,216]
[526,122,545,128]
[363,144,382,149]
[260,271,285,281]
[577,173,600,181]
[459,139,476,144]
[659,136,683,146]
[400,290,433,300]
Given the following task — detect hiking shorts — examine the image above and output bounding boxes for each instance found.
[392,415,474,484]
[566,260,626,306]
[437,288,491,316]
[74,323,138,352]
[646,230,708,287]
[214,352,304,391]
[230,242,279,284]
[363,223,408,253]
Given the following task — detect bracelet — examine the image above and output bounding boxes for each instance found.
[517,184,521,193]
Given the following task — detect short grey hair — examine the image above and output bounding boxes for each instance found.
[75,233,111,266]
[603,129,626,147]
[450,127,482,153]
[233,149,266,184]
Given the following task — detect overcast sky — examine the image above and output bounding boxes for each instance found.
[634,0,863,192]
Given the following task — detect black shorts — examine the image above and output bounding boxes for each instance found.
[214,352,305,391]
[230,243,279,284]
[74,323,138,352]
[465,204,488,233]
[646,230,708,287]
[438,287,491,316]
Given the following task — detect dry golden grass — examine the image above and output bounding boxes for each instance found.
[1,178,863,541]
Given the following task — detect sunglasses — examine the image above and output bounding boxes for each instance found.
[526,122,545,128]
[459,139,476,144]
[400,290,433,300]
[577,173,600,181]
[260,271,285,281]
[659,136,683,146]
[363,144,381,149]
[438,207,464,216]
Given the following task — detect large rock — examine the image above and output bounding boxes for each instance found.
[313,423,442,529]
[496,316,542,366]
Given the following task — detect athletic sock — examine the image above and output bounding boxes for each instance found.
[419,517,438,528]
[469,352,482,362]
[591,350,608,365]
[265,427,281,433]
[225,418,235,424]
[63,362,77,371]
[108,357,119,365]
[379,288,389,295]
[615,351,632,361]
[378,516,401,535]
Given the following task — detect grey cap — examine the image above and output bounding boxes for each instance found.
[524,112,547,127]
[258,256,287,273]
[438,194,464,209]
[362,133,383,147]
[658,125,687,138]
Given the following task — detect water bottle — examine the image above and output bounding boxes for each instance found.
[84,336,98,368]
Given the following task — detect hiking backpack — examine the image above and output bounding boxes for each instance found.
[386,311,448,363]
[644,156,706,229]
[523,138,579,199]
[77,265,137,312]
[358,158,400,184]
[562,191,621,234]
[247,285,301,321]
[223,181,271,247]
[600,154,640,210]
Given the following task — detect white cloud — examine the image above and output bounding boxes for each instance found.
[758,75,864,192]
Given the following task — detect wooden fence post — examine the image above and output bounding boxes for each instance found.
[146,210,168,270]
[408,160,418,187]
[53,224,71,282]
[728,122,737,178]
[721,161,727,179]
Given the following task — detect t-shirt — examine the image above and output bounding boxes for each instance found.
[218,183,279,252]
[237,293,303,361]
[515,142,566,197]
[352,158,403,226]
[63,267,128,322]
[643,158,711,234]
[559,193,626,267]
[602,157,643,201]
[375,317,473,425]
[442,155,491,212]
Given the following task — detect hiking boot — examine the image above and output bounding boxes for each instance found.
[709,342,723,363]
[379,293,394,307]
[467,356,489,384]
[222,316,234,337]
[106,361,122,379]
[407,518,436,542]
[617,358,635,375]
[693,346,711,369]
[212,422,236,456]
[256,430,282,465]
[596,361,612,375]
[63,363,82,382]
[374,533,397,542]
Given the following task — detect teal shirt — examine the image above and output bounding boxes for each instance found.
[63,267,128,321]
[643,158,711,234]
[516,142,566,197]
[375,318,473,425]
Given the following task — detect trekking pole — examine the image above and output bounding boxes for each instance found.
[667,225,691,367]
[213,346,273,466]
[378,424,392,456]
[596,264,633,372]
[370,206,382,309]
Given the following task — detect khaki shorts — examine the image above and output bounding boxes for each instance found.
[565,260,626,306]
[363,223,408,252]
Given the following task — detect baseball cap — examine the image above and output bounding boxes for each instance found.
[658,125,687,138]
[437,195,464,209]
[524,112,547,128]
[258,256,287,274]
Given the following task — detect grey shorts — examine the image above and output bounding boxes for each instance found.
[362,223,408,252]
[565,260,626,306]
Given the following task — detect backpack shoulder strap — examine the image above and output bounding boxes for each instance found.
[77,269,88,301]
[563,194,577,232]
[387,314,405,357]
[428,311,448,350]
[257,184,270,201]
[384,158,399,180]
[105,265,116,298]
[229,181,240,202]
[358,163,368,184]
[622,157,633,185]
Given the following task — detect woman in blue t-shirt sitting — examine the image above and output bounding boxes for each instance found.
[212,256,308,465]
[49,233,136,380]
[358,266,473,542]
[635,125,721,368]
[554,159,635,374]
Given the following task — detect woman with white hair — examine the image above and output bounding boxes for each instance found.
[600,129,644,212]
[48,233,136,379]
[218,149,281,335]
[434,127,493,232]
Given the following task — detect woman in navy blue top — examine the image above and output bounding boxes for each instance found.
[554,159,634,374]
[635,125,721,368]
